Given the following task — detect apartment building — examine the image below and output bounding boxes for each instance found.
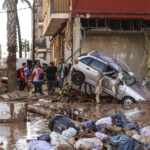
[43,0,150,78]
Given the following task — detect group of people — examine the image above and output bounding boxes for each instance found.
[47,59,67,95]
[17,58,118,102]
[17,59,69,95]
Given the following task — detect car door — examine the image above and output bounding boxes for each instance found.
[102,66,119,96]
[78,57,94,84]
[102,76,116,96]
[88,59,107,85]
[89,60,118,96]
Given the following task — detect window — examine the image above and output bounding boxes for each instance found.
[80,57,93,65]
[90,60,107,72]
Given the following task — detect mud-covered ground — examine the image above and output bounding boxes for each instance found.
[0,96,149,149]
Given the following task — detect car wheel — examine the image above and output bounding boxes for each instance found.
[123,97,135,106]
[71,71,85,86]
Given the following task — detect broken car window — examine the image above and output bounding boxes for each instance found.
[90,60,107,72]
[80,57,93,65]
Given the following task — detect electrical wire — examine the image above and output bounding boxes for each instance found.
[0,5,40,14]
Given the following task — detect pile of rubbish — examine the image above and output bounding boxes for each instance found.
[27,112,150,150]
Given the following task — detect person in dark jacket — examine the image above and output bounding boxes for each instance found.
[47,62,57,95]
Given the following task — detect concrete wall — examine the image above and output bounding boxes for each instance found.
[81,32,147,78]
[144,32,150,79]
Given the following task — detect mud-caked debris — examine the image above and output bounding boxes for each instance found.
[27,112,150,150]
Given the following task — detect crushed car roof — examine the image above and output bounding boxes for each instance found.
[89,51,130,72]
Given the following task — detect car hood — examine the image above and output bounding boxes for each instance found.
[130,82,150,100]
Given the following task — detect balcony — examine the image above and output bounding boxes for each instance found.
[43,0,70,36]
[35,38,46,49]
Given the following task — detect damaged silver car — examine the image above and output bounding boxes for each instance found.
[71,51,150,105]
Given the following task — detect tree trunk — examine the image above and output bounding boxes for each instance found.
[16,12,22,58]
[32,0,35,61]
[7,0,17,92]
[28,105,49,117]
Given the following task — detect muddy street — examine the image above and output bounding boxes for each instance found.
[0,114,48,149]
[0,97,149,149]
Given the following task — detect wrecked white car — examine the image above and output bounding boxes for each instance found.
[71,51,150,105]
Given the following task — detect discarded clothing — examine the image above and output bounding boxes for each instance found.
[48,114,78,133]
[140,126,150,137]
[50,131,69,146]
[62,127,77,141]
[75,138,103,150]
[37,134,51,142]
[50,131,75,149]
[81,120,96,131]
[95,116,112,131]
[27,140,54,150]
[112,112,139,131]
[95,132,109,141]
[95,117,112,127]
[110,134,142,150]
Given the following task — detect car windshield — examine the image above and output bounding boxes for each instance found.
[114,58,131,72]
[122,71,136,86]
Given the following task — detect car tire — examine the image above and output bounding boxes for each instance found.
[123,97,135,106]
[71,70,85,86]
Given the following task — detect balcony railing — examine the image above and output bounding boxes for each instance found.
[50,0,70,13]
[43,0,70,35]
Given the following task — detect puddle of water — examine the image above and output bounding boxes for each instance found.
[0,115,49,150]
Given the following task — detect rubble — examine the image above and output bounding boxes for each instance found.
[4,93,146,149]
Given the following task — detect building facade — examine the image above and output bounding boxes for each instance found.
[34,0,51,62]
[43,0,150,78]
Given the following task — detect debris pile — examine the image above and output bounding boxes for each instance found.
[27,112,150,150]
